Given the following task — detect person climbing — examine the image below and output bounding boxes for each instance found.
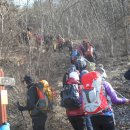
[56,34,65,52]
[61,71,85,130]
[17,75,48,130]
[79,70,94,130]
[78,37,97,62]
[81,71,130,130]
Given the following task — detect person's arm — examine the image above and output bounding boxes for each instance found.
[103,81,127,105]
[20,87,38,111]
[26,87,38,110]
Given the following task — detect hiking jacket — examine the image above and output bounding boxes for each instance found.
[103,81,126,105]
[21,83,41,117]
[66,78,84,116]
[99,81,127,116]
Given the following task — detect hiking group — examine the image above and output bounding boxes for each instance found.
[61,37,130,130]
[20,28,73,53]
[16,36,130,130]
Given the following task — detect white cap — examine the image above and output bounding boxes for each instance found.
[69,72,79,81]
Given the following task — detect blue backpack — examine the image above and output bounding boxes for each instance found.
[60,84,82,109]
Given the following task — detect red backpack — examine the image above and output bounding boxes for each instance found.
[81,71,108,114]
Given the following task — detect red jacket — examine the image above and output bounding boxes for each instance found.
[66,78,84,116]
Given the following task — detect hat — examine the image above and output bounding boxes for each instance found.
[83,37,89,43]
[23,75,33,85]
[69,72,79,81]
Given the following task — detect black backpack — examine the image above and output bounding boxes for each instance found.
[60,84,82,109]
[124,69,130,80]
[62,65,77,85]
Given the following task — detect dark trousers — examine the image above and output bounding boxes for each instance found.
[85,115,93,130]
[91,115,115,130]
[32,113,47,130]
[68,115,84,130]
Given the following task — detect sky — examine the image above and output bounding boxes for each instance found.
[13,0,34,6]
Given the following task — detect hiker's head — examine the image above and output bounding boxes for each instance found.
[95,64,107,79]
[69,71,79,81]
[56,34,62,39]
[83,37,89,44]
[75,57,87,72]
[23,75,33,86]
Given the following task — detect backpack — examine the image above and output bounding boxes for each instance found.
[39,80,54,110]
[60,84,82,109]
[81,71,108,114]
[35,80,54,112]
[63,65,77,85]
[124,69,130,80]
[35,82,49,112]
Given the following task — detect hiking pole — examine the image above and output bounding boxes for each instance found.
[17,101,27,129]
[114,90,125,98]
[17,101,25,120]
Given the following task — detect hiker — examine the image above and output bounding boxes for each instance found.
[81,71,130,130]
[61,71,85,130]
[79,70,94,130]
[44,34,53,51]
[64,39,73,54]
[78,38,96,62]
[56,34,65,51]
[17,75,48,130]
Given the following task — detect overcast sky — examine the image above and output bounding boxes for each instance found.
[13,0,34,6]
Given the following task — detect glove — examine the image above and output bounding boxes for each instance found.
[17,102,25,111]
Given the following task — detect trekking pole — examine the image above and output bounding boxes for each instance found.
[17,102,25,120]
[114,90,124,98]
[17,102,27,129]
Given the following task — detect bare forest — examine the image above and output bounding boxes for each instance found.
[0,0,130,130]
